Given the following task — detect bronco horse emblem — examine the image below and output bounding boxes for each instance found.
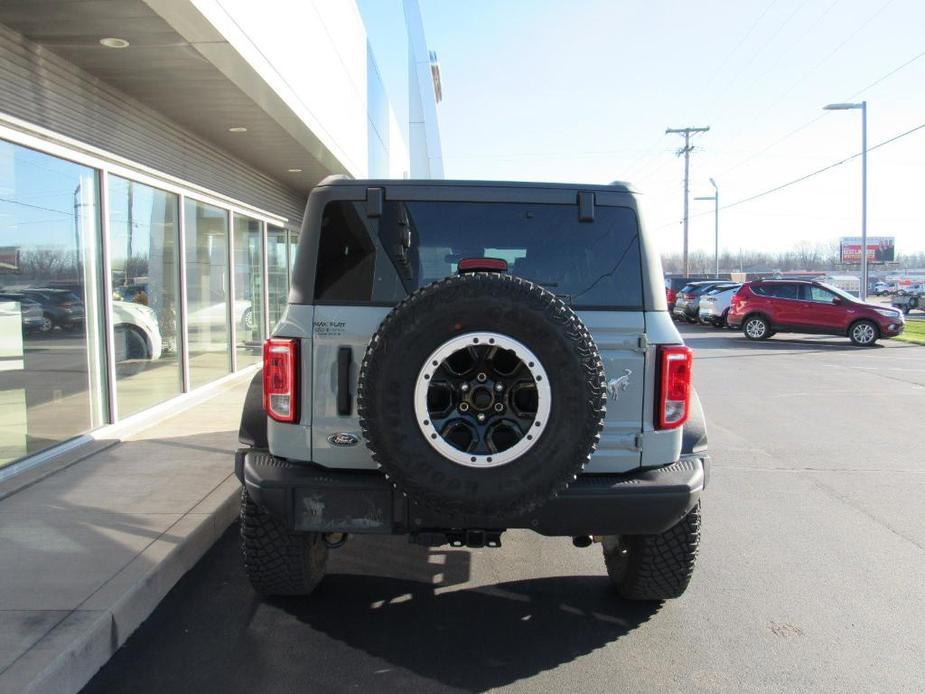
[607,369,632,401]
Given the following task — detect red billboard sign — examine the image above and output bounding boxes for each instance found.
[840,237,894,264]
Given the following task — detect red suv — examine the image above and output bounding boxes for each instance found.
[727,280,905,346]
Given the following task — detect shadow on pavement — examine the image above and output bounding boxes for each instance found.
[82,525,660,694]
[678,324,884,354]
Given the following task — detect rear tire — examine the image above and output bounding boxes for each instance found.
[743,315,771,340]
[603,502,701,601]
[240,489,328,596]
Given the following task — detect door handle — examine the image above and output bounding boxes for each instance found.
[337,346,352,416]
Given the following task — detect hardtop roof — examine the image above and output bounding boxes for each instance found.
[315,175,634,194]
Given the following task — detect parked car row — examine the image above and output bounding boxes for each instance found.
[698,284,742,327]
[873,281,924,296]
[892,292,925,316]
[669,280,739,326]
[666,277,907,346]
[0,288,83,333]
[0,287,162,361]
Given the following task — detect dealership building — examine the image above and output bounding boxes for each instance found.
[0,0,443,474]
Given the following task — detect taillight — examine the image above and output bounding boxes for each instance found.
[263,338,298,423]
[657,345,693,429]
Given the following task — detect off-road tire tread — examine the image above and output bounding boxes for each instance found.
[240,489,328,596]
[604,502,701,601]
[357,272,606,517]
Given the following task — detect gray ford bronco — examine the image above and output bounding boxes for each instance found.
[235,177,708,601]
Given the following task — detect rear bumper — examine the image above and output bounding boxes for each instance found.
[235,450,708,537]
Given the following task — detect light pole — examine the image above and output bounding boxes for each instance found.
[823,100,867,300]
[695,177,719,278]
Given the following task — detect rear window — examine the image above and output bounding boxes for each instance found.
[313,200,643,309]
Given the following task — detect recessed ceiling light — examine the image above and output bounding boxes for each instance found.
[228,127,247,133]
[99,37,130,48]
[287,168,303,173]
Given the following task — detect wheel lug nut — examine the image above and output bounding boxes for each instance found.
[477,413,486,423]
[460,383,470,392]
[494,382,503,392]
[459,402,470,412]
[476,372,487,383]
[494,403,504,412]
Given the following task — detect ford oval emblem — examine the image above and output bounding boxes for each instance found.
[328,432,359,447]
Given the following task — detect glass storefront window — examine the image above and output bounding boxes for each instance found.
[233,215,264,367]
[0,140,106,467]
[288,230,299,281]
[108,176,181,416]
[267,225,288,329]
[184,199,230,388]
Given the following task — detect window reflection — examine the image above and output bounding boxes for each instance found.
[288,230,299,281]
[233,215,264,366]
[185,199,230,388]
[108,176,181,416]
[267,225,288,328]
[0,140,105,466]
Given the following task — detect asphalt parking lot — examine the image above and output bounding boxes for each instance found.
[82,325,925,693]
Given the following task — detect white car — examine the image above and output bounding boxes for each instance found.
[112,300,163,362]
[187,299,254,331]
[698,284,741,327]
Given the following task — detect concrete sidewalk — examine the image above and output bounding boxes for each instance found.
[0,375,250,694]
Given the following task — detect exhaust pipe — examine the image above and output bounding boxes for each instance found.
[572,535,593,548]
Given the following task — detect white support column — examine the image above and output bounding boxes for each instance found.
[262,220,271,338]
[227,210,238,373]
[177,195,191,392]
[97,169,119,424]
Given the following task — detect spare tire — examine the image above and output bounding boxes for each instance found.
[357,272,606,517]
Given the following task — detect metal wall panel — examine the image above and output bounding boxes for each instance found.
[0,22,306,225]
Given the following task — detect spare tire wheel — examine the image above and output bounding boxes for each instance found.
[357,272,607,516]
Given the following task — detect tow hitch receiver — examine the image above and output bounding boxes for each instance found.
[411,529,504,548]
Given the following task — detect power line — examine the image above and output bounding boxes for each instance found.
[697,0,781,117]
[701,0,842,136]
[717,44,925,178]
[656,119,925,230]
[719,120,925,212]
[711,0,899,176]
[703,0,812,124]
[847,47,925,98]
[0,197,73,217]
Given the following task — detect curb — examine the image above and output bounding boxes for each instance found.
[1,478,240,694]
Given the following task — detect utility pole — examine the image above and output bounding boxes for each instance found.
[666,126,710,276]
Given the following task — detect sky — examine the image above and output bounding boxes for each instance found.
[360,0,925,258]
